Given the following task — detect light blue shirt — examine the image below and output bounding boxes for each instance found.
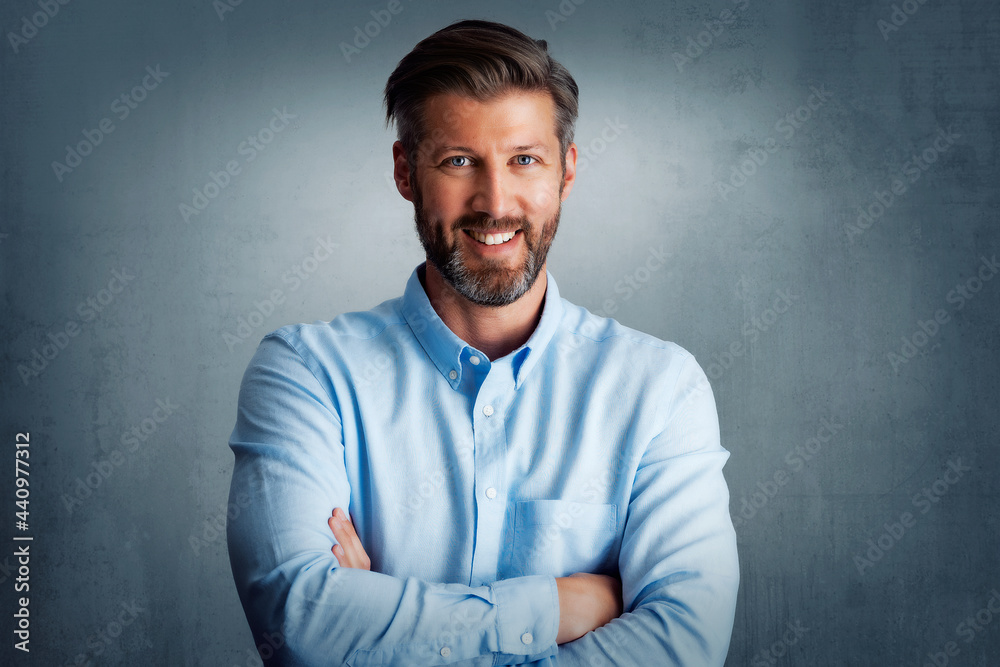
[227,264,739,666]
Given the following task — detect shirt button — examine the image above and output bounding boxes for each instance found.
[440,646,451,657]
[448,370,458,380]
[485,487,497,499]
[521,632,533,645]
[469,355,480,365]
[482,404,494,417]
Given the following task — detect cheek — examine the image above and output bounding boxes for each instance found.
[525,180,562,214]
[421,180,469,216]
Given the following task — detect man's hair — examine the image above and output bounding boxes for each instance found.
[384,19,579,172]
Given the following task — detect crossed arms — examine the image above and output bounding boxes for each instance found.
[227,333,739,665]
[327,506,624,646]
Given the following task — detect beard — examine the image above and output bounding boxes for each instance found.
[412,181,561,307]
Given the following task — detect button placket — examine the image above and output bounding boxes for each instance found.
[469,362,510,586]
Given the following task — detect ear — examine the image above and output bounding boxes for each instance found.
[560,142,578,202]
[392,141,415,202]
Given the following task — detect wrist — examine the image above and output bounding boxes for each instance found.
[554,575,583,644]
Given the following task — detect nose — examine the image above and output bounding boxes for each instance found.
[471,167,515,221]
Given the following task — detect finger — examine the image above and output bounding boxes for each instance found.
[332,509,362,553]
[329,514,360,567]
[329,509,369,569]
[338,510,367,559]
[328,514,345,540]
[338,509,371,570]
[329,514,355,565]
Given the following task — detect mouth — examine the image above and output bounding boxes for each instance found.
[463,229,520,246]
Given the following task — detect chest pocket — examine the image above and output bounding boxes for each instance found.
[510,500,619,578]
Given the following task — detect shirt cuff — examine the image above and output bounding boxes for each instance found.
[490,574,559,657]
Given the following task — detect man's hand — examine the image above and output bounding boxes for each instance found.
[555,573,623,644]
[328,507,371,570]
[326,509,622,643]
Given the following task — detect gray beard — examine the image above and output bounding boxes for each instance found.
[412,186,560,307]
[438,235,542,307]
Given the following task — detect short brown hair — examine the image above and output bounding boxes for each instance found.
[384,19,579,172]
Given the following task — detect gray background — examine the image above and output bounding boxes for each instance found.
[1,0,997,664]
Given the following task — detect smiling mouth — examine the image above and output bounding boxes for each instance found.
[464,229,520,246]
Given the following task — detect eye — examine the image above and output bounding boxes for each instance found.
[446,156,470,167]
[515,155,537,166]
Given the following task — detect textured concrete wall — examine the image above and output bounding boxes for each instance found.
[1,0,997,664]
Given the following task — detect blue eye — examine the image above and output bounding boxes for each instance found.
[447,156,469,167]
[515,155,536,166]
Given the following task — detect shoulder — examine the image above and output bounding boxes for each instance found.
[556,297,698,373]
[553,297,715,430]
[246,296,408,377]
[265,296,405,350]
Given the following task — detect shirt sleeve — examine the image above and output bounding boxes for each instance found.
[226,332,560,666]
[540,353,740,666]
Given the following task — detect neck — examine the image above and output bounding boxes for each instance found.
[421,262,547,360]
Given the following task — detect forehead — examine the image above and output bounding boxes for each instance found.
[421,91,559,153]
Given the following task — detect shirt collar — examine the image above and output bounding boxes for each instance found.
[399,263,564,390]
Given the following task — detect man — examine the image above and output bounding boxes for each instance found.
[227,19,738,666]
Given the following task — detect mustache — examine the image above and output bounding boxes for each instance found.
[453,213,532,234]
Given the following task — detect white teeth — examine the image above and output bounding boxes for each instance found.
[470,231,516,245]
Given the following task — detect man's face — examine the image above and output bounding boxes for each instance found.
[396,91,576,307]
